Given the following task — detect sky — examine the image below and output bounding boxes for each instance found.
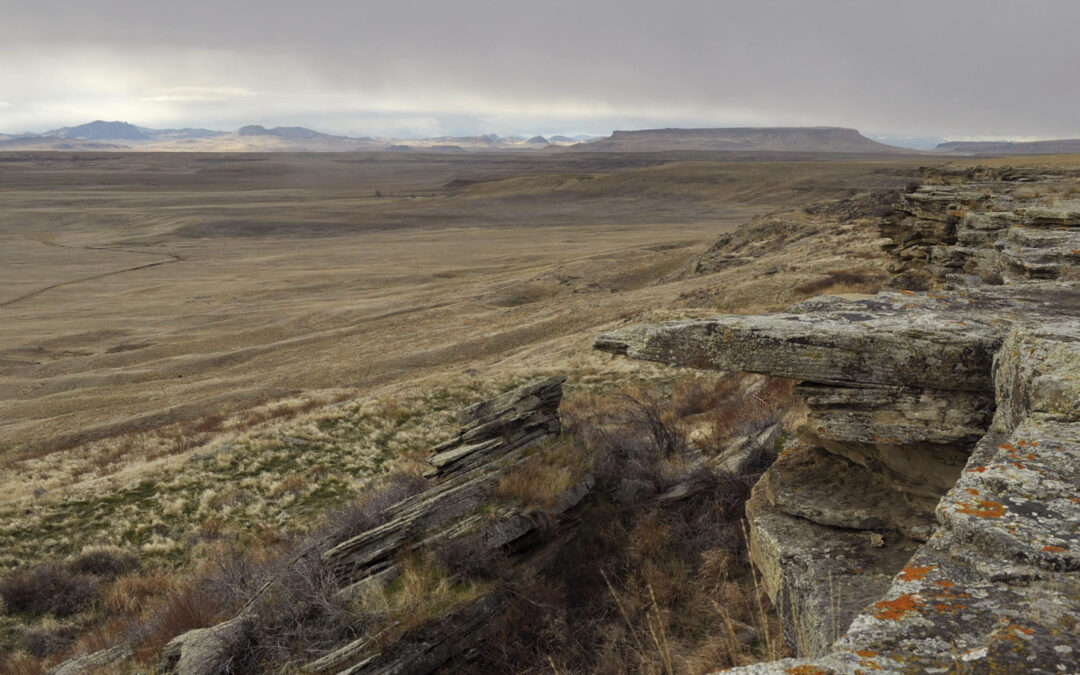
[2,0,1078,144]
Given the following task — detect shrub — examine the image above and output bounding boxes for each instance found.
[21,624,78,658]
[0,564,99,618]
[318,471,429,546]
[69,549,140,579]
[795,269,884,297]
[434,532,504,581]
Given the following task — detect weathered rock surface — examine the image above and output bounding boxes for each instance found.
[597,168,1080,672]
[760,445,935,541]
[747,473,920,657]
[47,644,134,675]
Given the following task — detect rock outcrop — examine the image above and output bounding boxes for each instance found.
[157,376,591,675]
[595,168,1080,672]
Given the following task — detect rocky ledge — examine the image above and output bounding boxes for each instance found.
[596,168,1080,672]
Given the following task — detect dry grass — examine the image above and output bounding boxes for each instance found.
[793,268,886,297]
[495,438,589,510]
[355,553,490,648]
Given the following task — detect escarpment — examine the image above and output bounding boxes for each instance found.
[596,167,1080,672]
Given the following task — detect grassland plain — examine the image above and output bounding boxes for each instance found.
[0,152,926,480]
[0,150,943,669]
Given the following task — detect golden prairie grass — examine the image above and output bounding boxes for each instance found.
[354,552,490,648]
[494,438,590,510]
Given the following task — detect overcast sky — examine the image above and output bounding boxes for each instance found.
[2,0,1077,142]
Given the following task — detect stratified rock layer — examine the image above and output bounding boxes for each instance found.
[596,168,1080,671]
[157,377,588,675]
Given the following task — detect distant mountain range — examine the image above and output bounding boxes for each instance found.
[934,139,1080,155]
[0,121,586,152]
[4,121,1080,156]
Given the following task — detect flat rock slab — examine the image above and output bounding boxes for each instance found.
[797,383,992,447]
[596,291,1017,391]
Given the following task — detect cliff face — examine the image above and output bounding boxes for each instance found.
[596,168,1080,672]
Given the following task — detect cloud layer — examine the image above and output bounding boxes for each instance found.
[3,0,1078,139]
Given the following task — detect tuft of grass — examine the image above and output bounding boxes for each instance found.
[794,269,885,297]
[495,439,587,510]
[356,553,490,648]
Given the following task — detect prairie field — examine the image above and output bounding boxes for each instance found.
[0,149,956,670]
[0,151,924,474]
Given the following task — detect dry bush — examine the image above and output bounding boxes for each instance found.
[316,471,429,547]
[241,553,363,669]
[495,439,587,510]
[794,269,885,297]
[20,624,79,658]
[131,580,237,663]
[192,414,226,434]
[68,549,140,579]
[102,571,178,616]
[433,532,504,581]
[669,375,749,418]
[0,652,48,675]
[465,376,792,673]
[357,553,488,648]
[0,564,99,618]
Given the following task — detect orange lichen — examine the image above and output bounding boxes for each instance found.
[872,593,924,621]
[855,650,878,658]
[966,487,980,496]
[786,667,830,675]
[899,289,916,296]
[1042,545,1067,553]
[934,579,956,588]
[956,500,1006,518]
[1000,442,1015,451]
[898,565,936,582]
[969,466,987,473]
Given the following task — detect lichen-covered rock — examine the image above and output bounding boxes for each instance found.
[599,167,1080,672]
[992,321,1080,432]
[746,478,919,657]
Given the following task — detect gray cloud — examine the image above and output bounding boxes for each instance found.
[2,0,1078,139]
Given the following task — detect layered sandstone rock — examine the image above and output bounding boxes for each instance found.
[596,168,1080,671]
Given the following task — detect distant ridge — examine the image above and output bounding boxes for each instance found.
[934,139,1080,155]
[573,127,913,154]
[44,120,151,141]
[0,121,911,154]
